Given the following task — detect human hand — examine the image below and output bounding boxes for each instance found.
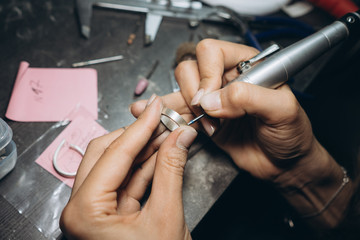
[60,96,197,240]
[129,42,352,228]
[169,39,327,182]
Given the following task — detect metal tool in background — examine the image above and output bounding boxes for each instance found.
[72,54,124,67]
[134,59,160,96]
[188,10,360,125]
[75,0,225,45]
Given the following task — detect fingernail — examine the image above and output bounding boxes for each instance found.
[146,94,157,106]
[201,118,216,136]
[200,91,221,111]
[191,89,204,106]
[176,127,198,149]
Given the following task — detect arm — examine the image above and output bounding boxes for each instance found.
[274,140,353,228]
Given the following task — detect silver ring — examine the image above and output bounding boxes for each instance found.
[160,107,187,131]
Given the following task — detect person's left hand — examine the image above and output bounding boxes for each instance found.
[60,96,197,240]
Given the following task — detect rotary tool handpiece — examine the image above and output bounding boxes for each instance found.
[233,11,360,89]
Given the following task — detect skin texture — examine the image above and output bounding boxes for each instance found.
[60,96,197,240]
[61,40,354,239]
[132,40,317,181]
[131,39,353,229]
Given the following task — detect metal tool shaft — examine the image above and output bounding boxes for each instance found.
[72,55,124,67]
[187,114,204,125]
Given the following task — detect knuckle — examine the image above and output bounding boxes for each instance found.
[248,46,260,57]
[87,133,115,154]
[281,91,300,120]
[61,198,109,238]
[175,61,190,77]
[174,61,197,85]
[196,39,217,55]
[60,203,87,237]
[227,83,250,108]
[87,137,103,149]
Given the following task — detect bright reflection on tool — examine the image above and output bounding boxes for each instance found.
[72,55,124,67]
[187,114,205,125]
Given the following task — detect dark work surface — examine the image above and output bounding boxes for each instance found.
[1,0,359,239]
[0,1,239,239]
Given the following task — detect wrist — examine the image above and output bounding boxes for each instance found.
[273,139,354,228]
[273,138,336,191]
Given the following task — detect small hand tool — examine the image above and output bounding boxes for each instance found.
[187,114,205,126]
[127,20,141,45]
[187,10,360,125]
[134,60,159,96]
[72,55,124,67]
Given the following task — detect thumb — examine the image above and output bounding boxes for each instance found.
[147,126,197,212]
[199,82,297,123]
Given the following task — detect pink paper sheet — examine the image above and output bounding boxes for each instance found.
[36,108,108,187]
[6,61,98,122]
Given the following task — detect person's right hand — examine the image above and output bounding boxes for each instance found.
[175,39,331,182]
[130,40,352,228]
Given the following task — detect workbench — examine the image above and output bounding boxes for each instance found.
[1,1,359,239]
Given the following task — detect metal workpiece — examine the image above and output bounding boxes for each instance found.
[233,19,353,89]
[161,107,187,132]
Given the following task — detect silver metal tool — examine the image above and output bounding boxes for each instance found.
[187,114,204,126]
[76,0,225,45]
[237,44,280,74]
[145,13,163,45]
[72,55,124,67]
[233,11,360,89]
[188,11,360,125]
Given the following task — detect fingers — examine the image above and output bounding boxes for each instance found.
[175,60,218,136]
[130,92,200,131]
[79,96,163,195]
[117,153,157,214]
[174,40,258,136]
[71,127,126,197]
[146,126,197,214]
[175,60,200,106]
[200,82,300,124]
[134,130,170,165]
[130,92,190,118]
[191,39,259,105]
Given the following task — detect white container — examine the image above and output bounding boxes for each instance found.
[0,118,17,180]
